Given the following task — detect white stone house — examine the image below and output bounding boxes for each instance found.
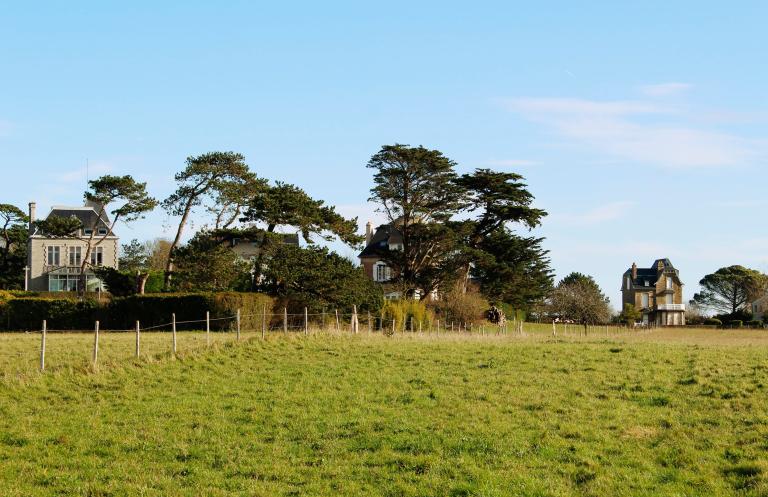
[26,201,119,292]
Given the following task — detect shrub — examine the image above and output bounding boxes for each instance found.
[428,289,489,326]
[704,318,722,326]
[730,320,743,329]
[106,292,275,330]
[747,320,763,328]
[380,300,434,332]
[3,298,100,330]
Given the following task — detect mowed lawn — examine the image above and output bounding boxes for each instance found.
[2,330,768,496]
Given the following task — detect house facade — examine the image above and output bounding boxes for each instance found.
[752,296,768,322]
[358,221,405,299]
[26,201,118,292]
[621,258,685,326]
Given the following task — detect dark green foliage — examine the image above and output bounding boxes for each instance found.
[242,182,361,245]
[119,239,150,273]
[93,267,136,297]
[33,215,83,237]
[259,244,382,314]
[549,272,611,326]
[693,266,768,315]
[620,303,642,324]
[172,231,250,292]
[747,320,762,328]
[2,298,100,330]
[0,204,29,289]
[704,318,723,326]
[729,320,743,329]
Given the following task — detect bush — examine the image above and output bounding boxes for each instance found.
[747,320,763,328]
[704,318,722,326]
[729,320,743,329]
[3,298,100,330]
[380,300,434,332]
[106,292,275,330]
[428,289,489,326]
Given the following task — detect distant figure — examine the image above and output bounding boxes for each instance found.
[486,305,506,326]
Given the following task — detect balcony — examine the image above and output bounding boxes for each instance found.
[657,303,685,311]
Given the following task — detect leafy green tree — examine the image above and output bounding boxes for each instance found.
[162,152,255,289]
[93,266,136,297]
[470,230,553,309]
[34,215,83,237]
[619,303,642,324]
[367,144,463,296]
[172,231,250,292]
[80,175,157,292]
[242,181,361,245]
[259,244,382,313]
[119,239,150,273]
[0,204,29,289]
[549,272,611,332]
[207,172,267,229]
[693,265,768,315]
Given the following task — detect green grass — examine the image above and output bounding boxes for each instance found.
[2,329,768,496]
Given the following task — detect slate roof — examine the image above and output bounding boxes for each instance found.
[623,258,681,286]
[34,206,114,236]
[358,223,402,258]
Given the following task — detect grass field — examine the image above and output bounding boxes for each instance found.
[2,327,768,496]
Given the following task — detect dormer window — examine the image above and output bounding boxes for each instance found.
[644,280,649,287]
[626,277,630,290]
[98,228,107,236]
[84,228,93,236]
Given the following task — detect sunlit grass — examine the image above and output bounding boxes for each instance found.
[1,328,768,496]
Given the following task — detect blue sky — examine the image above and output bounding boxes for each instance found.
[1,1,766,307]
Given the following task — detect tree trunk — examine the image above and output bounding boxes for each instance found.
[136,272,149,294]
[164,201,194,290]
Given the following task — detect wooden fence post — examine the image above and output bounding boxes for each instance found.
[552,320,556,337]
[236,308,241,341]
[418,320,422,334]
[135,321,141,358]
[368,311,372,333]
[261,303,266,339]
[206,311,210,346]
[172,313,177,355]
[283,307,288,333]
[304,307,308,335]
[391,318,395,334]
[92,320,100,368]
[335,309,339,331]
[352,305,358,334]
[40,320,46,372]
[436,319,440,334]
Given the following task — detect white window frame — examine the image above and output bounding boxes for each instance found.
[374,262,391,282]
[47,246,60,266]
[666,277,673,290]
[69,246,82,266]
[641,293,649,308]
[666,294,673,305]
[90,246,104,266]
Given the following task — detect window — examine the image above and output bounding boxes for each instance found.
[666,294,673,305]
[47,246,60,266]
[69,246,82,266]
[374,262,391,282]
[90,246,103,266]
[641,293,649,308]
[98,228,108,236]
[644,280,649,287]
[666,278,673,290]
[84,228,93,236]
[626,277,630,290]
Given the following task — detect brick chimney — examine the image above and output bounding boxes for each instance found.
[365,221,373,245]
[28,202,36,235]
[631,262,637,280]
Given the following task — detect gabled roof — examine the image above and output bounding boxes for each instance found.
[358,223,402,258]
[623,258,682,287]
[33,205,114,236]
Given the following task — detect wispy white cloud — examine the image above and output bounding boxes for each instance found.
[638,82,692,97]
[56,162,113,183]
[502,96,757,168]
[551,201,635,226]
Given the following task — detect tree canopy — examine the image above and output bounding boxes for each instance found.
[692,265,768,315]
[549,272,611,329]
[0,204,29,289]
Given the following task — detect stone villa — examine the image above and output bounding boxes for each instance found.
[621,258,685,326]
[26,201,118,292]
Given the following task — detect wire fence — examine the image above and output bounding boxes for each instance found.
[3,306,650,374]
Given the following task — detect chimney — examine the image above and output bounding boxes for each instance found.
[631,262,637,280]
[365,221,373,245]
[28,202,36,235]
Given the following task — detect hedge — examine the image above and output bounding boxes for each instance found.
[0,292,275,331]
[703,318,722,326]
